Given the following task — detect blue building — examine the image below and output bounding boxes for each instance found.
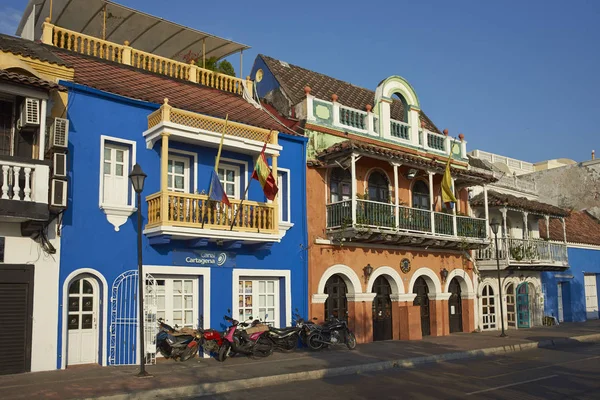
[541,211,600,323]
[17,22,310,369]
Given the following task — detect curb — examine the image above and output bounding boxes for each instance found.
[90,333,600,400]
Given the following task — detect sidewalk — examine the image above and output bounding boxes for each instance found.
[2,320,599,400]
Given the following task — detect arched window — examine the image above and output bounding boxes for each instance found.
[368,171,389,203]
[330,168,351,203]
[412,180,430,209]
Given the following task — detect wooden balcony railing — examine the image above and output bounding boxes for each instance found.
[146,191,277,234]
[146,100,275,144]
[326,199,487,239]
[42,20,248,96]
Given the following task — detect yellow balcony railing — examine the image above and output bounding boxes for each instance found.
[147,99,277,144]
[146,191,277,234]
[42,19,249,96]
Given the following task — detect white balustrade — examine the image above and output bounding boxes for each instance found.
[0,161,37,202]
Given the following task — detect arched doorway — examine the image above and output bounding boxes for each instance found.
[506,283,516,328]
[413,277,430,336]
[67,277,99,365]
[372,276,393,341]
[367,171,390,203]
[517,283,530,328]
[448,278,463,333]
[481,284,496,330]
[324,274,348,320]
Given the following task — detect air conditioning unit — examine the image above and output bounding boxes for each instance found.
[50,117,69,148]
[17,98,40,129]
[53,153,67,177]
[50,179,68,208]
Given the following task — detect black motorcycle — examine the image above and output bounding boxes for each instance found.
[306,316,357,351]
[155,319,201,361]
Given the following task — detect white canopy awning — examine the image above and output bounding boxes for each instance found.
[16,0,250,62]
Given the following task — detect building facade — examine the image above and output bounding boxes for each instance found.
[252,55,496,343]
[0,35,74,374]
[468,150,570,331]
[8,2,308,371]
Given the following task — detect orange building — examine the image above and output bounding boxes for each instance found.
[252,55,496,343]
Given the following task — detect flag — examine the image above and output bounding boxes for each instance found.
[441,147,458,209]
[208,170,230,206]
[251,144,278,201]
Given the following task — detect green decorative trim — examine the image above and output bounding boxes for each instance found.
[378,75,420,108]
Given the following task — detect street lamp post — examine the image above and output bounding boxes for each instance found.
[490,218,507,337]
[129,163,149,376]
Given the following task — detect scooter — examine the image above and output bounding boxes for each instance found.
[155,319,202,362]
[219,311,273,361]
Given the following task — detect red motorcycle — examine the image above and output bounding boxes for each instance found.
[156,319,228,362]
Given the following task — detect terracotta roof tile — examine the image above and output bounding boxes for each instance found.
[539,211,600,246]
[0,69,66,91]
[0,34,69,67]
[52,49,295,134]
[259,54,441,133]
[470,190,569,217]
[316,140,496,183]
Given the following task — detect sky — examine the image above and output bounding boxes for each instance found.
[1,0,599,163]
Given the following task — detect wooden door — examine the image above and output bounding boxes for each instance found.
[448,278,463,333]
[413,277,430,336]
[324,275,348,321]
[372,276,392,341]
[517,283,530,328]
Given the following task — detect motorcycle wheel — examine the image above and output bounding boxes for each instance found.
[307,332,325,351]
[217,343,230,362]
[279,334,299,352]
[251,336,273,359]
[179,343,199,362]
[346,332,357,350]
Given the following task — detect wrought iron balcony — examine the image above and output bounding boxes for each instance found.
[326,199,488,249]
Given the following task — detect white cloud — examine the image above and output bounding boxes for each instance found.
[0,7,22,36]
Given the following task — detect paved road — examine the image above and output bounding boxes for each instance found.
[193,342,600,400]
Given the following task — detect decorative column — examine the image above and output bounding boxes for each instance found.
[366,104,375,135]
[428,171,435,233]
[160,132,170,221]
[545,215,550,239]
[351,153,357,227]
[452,177,457,236]
[392,162,400,229]
[42,18,53,45]
[122,41,132,66]
[331,94,340,127]
[346,293,376,343]
[561,217,567,243]
[38,99,47,160]
[304,86,315,122]
[271,154,279,226]
[522,211,529,240]
[500,206,509,262]
[428,293,452,336]
[483,184,490,238]
[391,293,420,340]
[408,106,421,147]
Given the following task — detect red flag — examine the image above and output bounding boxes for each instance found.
[251,144,278,201]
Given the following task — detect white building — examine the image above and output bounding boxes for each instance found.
[467,150,569,332]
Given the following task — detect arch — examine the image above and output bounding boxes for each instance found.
[366,266,405,295]
[366,168,391,202]
[61,268,109,369]
[374,76,420,108]
[0,58,43,79]
[443,269,474,296]
[317,264,362,295]
[408,267,442,294]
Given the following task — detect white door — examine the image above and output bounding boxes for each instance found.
[238,278,280,327]
[584,274,599,320]
[67,278,98,365]
[480,284,497,330]
[103,144,129,205]
[557,282,564,322]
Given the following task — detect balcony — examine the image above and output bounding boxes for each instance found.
[0,156,50,223]
[326,199,488,250]
[476,238,569,271]
[144,192,278,245]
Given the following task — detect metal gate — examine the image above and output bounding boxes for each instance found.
[109,270,157,366]
[448,278,463,333]
[372,276,393,341]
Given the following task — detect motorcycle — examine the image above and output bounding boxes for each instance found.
[155,319,202,361]
[219,312,273,360]
[306,316,357,351]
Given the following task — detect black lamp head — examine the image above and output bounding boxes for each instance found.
[129,163,147,194]
[490,217,500,235]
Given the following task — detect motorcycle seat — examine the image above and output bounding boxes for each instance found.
[167,334,192,344]
[268,326,298,334]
